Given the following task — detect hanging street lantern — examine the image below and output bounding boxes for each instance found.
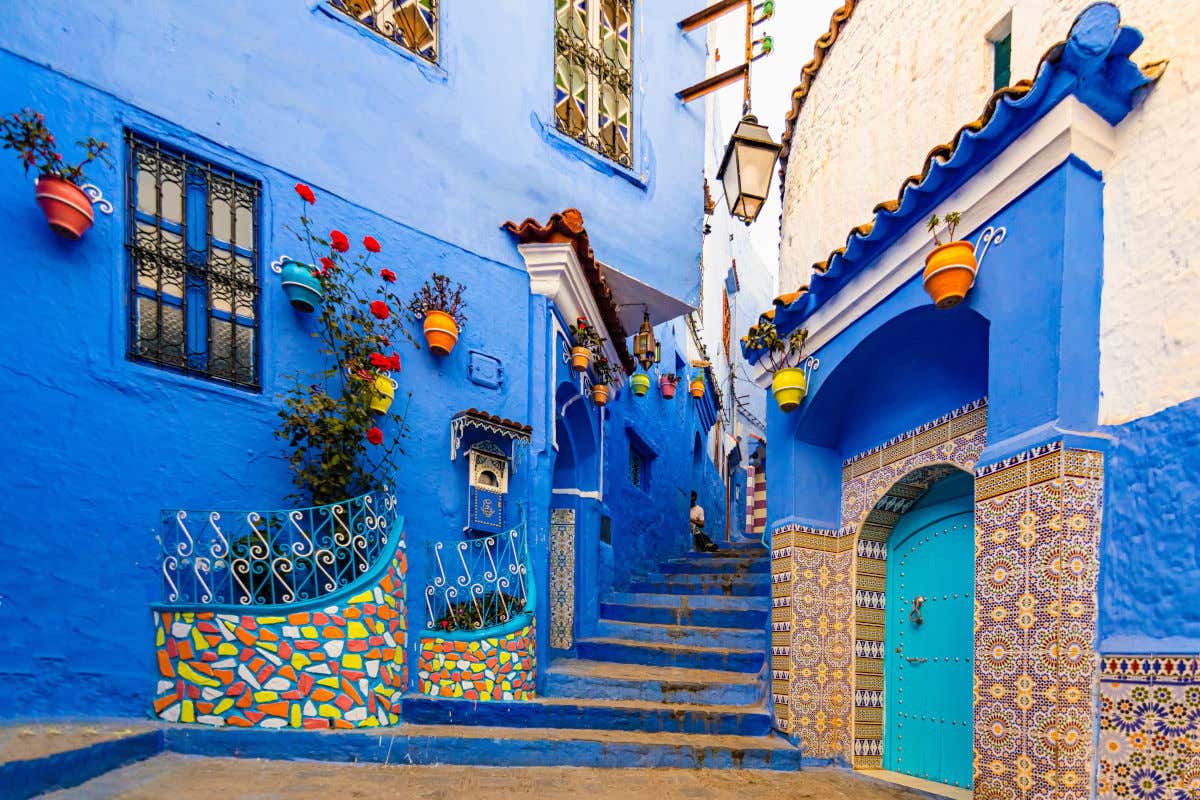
[716,114,783,225]
[632,310,660,371]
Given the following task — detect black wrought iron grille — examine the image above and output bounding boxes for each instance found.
[125,132,261,390]
[555,0,634,168]
[327,0,439,63]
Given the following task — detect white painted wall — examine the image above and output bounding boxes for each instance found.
[777,0,1200,424]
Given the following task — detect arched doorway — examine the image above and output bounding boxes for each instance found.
[881,469,974,789]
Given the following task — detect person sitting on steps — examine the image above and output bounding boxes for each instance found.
[690,491,719,553]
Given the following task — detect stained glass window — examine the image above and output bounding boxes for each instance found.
[327,0,438,63]
[555,0,633,168]
[126,133,261,390]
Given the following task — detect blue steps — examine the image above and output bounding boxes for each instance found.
[575,637,764,672]
[400,695,772,737]
[600,598,768,629]
[594,619,764,650]
[544,659,765,705]
[163,724,808,770]
[659,558,769,575]
[603,591,769,612]
[626,576,767,597]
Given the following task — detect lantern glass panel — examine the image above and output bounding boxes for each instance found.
[735,139,777,203]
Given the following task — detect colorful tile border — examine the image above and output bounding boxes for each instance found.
[550,508,576,650]
[417,621,536,701]
[973,445,1104,800]
[770,527,794,732]
[1098,655,1200,799]
[152,544,408,729]
[845,408,987,769]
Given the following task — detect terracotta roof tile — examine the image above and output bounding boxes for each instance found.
[502,209,634,374]
[454,408,533,437]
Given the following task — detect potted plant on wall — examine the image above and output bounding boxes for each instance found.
[689,374,706,398]
[276,183,415,505]
[659,372,680,399]
[408,273,467,356]
[745,322,810,413]
[592,353,616,406]
[568,317,599,372]
[0,109,110,239]
[629,369,651,397]
[923,211,977,308]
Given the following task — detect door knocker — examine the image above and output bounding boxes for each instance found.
[910,595,927,626]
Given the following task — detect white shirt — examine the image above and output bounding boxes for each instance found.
[689,505,705,526]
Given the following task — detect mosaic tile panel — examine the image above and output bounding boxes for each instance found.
[843,401,988,769]
[152,543,408,729]
[973,443,1103,800]
[550,508,576,650]
[417,621,536,701]
[1097,656,1200,799]
[770,527,794,732]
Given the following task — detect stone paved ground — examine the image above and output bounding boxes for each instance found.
[39,754,939,799]
[0,721,161,763]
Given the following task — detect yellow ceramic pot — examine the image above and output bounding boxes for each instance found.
[370,375,397,414]
[630,373,651,396]
[923,241,978,309]
[772,367,807,413]
[689,379,705,398]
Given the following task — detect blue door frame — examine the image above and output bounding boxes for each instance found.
[883,473,975,789]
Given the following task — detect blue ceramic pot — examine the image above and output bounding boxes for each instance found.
[279,259,323,313]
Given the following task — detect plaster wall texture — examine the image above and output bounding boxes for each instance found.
[0,1,707,717]
[777,0,1199,425]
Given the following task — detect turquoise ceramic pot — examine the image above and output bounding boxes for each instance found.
[280,259,323,312]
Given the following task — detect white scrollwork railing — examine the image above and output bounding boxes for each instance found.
[424,515,529,633]
[157,488,398,607]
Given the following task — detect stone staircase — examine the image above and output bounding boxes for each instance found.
[397,539,798,768]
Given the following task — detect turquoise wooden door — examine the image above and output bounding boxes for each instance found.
[882,475,974,789]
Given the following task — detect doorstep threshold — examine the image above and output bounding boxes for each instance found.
[857,770,972,800]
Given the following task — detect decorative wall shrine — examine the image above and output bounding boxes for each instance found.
[152,539,407,729]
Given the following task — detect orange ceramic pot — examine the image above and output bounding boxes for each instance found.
[570,346,591,372]
[923,241,977,309]
[689,379,705,399]
[35,176,94,239]
[423,310,459,356]
[592,384,609,406]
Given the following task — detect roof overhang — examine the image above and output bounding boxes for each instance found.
[598,261,695,332]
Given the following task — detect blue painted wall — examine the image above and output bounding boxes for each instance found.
[0,1,705,717]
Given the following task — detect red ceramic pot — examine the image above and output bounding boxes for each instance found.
[35,176,95,239]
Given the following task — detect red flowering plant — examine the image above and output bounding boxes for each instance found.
[275,183,419,505]
[0,109,110,184]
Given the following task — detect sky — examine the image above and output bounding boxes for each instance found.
[705,0,847,267]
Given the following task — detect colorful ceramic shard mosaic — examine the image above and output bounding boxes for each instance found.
[417,622,536,701]
[152,546,407,729]
[1098,656,1200,800]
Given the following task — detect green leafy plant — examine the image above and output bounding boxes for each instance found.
[408,273,467,327]
[659,372,680,385]
[276,183,416,506]
[592,353,617,386]
[744,321,809,373]
[927,211,963,246]
[0,109,110,184]
[568,316,600,350]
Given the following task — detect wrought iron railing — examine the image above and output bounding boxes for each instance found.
[157,488,399,606]
[424,516,530,634]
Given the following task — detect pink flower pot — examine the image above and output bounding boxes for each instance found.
[35,176,94,239]
[659,376,678,399]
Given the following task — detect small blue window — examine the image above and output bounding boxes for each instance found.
[628,438,650,489]
[126,133,261,390]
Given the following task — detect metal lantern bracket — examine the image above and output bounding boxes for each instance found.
[970,226,1007,286]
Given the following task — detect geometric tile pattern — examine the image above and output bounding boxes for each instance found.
[842,400,988,769]
[1098,656,1200,800]
[550,508,576,650]
[152,544,408,729]
[417,621,536,701]
[770,527,794,731]
[974,443,1104,800]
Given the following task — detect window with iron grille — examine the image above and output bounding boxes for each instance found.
[326,1,439,63]
[628,441,646,489]
[126,133,261,390]
[555,0,633,168]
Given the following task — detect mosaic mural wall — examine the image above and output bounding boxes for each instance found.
[974,443,1104,800]
[1098,656,1200,799]
[152,545,407,729]
[843,399,987,768]
[417,621,536,701]
[550,508,576,650]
